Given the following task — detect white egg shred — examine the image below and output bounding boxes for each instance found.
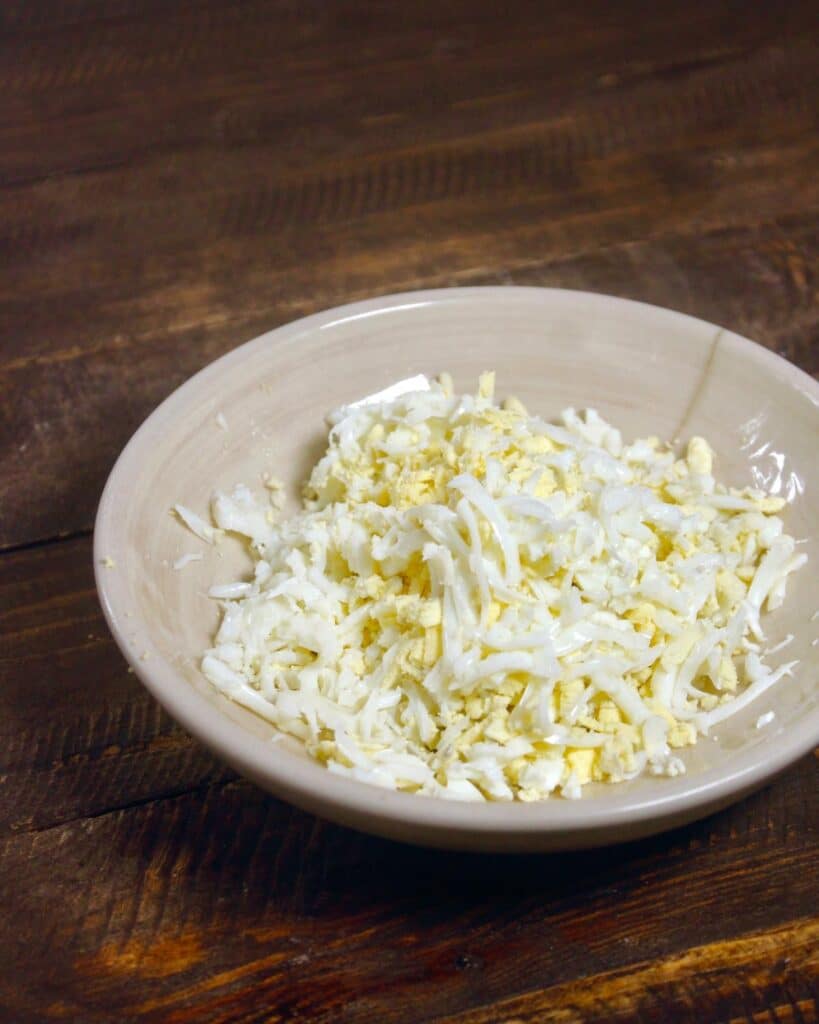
[195,373,807,801]
[172,552,204,571]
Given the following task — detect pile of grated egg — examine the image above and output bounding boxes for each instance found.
[192,373,806,801]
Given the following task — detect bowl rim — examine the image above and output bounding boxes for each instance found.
[94,286,819,843]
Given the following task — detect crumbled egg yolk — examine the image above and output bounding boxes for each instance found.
[194,373,806,801]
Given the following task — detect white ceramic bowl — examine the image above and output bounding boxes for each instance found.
[94,287,819,851]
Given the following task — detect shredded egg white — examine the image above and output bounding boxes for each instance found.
[189,373,806,801]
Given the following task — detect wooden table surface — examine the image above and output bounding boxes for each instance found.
[1,2,817,1021]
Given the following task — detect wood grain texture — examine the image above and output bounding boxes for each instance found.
[436,920,819,1024]
[0,758,816,1023]
[0,535,232,835]
[0,1,817,1021]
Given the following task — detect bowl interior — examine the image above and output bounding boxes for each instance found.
[95,288,818,846]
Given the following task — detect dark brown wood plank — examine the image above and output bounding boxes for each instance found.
[2,38,816,325]
[0,534,232,834]
[435,919,819,1024]
[0,757,815,1023]
[0,6,814,189]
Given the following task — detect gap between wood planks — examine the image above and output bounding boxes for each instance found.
[0,526,92,557]
[19,777,243,839]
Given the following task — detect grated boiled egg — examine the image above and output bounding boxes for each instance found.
[190,373,806,801]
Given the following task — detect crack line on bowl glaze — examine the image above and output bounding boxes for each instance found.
[671,327,724,445]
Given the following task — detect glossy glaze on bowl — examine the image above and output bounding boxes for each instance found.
[94,288,819,851]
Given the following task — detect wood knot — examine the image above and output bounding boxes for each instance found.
[455,952,484,971]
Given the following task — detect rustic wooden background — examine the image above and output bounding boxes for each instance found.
[1,2,817,1021]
